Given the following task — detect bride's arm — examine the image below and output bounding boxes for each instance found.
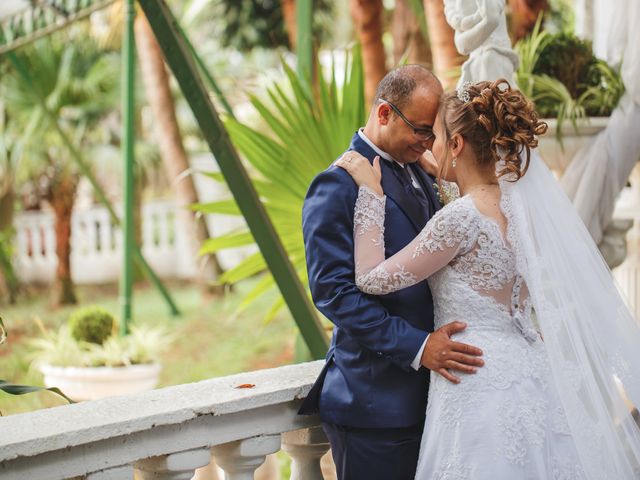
[336,153,477,295]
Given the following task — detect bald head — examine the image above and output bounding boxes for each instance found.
[372,65,442,109]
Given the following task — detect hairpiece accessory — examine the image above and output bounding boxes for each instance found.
[456,81,472,103]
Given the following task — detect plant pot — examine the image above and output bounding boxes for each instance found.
[39,363,161,401]
[537,116,609,175]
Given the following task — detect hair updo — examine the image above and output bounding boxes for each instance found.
[439,78,547,181]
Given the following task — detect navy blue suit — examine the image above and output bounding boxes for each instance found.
[300,132,442,479]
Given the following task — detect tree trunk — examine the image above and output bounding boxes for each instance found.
[281,0,297,50]
[508,0,549,42]
[423,0,461,90]
[135,13,225,295]
[350,0,388,105]
[50,175,77,305]
[392,0,432,66]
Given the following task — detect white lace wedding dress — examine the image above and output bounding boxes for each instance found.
[353,186,586,479]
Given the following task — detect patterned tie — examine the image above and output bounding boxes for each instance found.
[396,163,429,205]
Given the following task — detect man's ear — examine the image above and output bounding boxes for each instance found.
[377,102,392,126]
[450,133,464,157]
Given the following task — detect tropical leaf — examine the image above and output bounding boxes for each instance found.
[0,317,75,405]
[194,46,366,319]
[0,381,75,404]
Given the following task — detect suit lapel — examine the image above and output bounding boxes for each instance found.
[347,132,436,233]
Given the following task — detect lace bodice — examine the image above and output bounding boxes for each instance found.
[354,186,529,322]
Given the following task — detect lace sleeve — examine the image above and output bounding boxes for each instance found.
[354,190,479,295]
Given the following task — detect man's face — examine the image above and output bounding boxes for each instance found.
[378,85,440,164]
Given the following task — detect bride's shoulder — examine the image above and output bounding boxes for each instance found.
[432,195,479,223]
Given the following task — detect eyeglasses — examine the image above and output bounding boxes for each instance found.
[380,98,434,142]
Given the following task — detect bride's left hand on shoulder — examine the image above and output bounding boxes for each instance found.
[335,152,383,196]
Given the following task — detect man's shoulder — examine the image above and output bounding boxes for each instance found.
[306,163,357,200]
[312,163,355,187]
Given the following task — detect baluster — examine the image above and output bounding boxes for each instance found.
[158,206,170,251]
[31,223,43,262]
[134,448,211,480]
[212,435,281,480]
[282,426,331,480]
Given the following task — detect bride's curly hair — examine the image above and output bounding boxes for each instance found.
[439,79,547,182]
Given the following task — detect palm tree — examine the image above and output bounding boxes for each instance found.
[3,36,119,304]
[391,0,432,66]
[350,0,387,105]
[281,0,297,49]
[134,12,225,293]
[423,0,461,89]
[508,0,549,43]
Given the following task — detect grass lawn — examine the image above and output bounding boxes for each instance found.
[0,277,301,416]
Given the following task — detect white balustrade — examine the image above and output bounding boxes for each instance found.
[11,199,254,285]
[282,426,331,480]
[0,361,331,480]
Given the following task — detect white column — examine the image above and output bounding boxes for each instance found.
[282,427,331,480]
[575,0,595,40]
[212,435,281,480]
[134,448,211,480]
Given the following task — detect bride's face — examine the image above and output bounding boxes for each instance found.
[431,113,457,183]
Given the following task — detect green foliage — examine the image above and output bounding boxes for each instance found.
[0,316,74,406]
[194,46,366,319]
[209,0,333,51]
[28,319,173,368]
[515,18,625,139]
[1,35,119,185]
[68,306,114,345]
[533,32,593,100]
[0,229,18,302]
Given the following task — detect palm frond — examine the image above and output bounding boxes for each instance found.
[194,46,366,319]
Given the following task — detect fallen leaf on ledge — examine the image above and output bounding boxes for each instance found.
[234,383,256,389]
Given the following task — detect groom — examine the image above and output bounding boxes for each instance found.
[300,65,484,479]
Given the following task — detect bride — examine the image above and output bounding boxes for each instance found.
[336,79,640,478]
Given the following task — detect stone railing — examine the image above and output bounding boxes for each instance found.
[12,199,254,285]
[0,361,330,480]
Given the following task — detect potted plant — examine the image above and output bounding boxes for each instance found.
[28,306,172,401]
[515,20,625,174]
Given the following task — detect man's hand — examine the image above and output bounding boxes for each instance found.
[421,321,484,384]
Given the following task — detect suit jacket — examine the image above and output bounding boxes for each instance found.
[300,132,442,428]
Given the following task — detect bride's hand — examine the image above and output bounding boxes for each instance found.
[335,152,383,196]
[417,150,439,177]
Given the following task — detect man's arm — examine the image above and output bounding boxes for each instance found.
[303,166,427,371]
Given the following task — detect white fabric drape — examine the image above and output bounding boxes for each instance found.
[560,0,640,244]
[506,152,640,478]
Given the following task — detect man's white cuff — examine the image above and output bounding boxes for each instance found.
[411,334,429,370]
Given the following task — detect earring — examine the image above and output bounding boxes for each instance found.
[452,157,457,168]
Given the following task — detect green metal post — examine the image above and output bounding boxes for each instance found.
[137,0,329,359]
[120,0,136,335]
[7,52,181,318]
[296,0,313,82]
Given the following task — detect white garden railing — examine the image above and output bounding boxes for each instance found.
[0,361,331,480]
[12,199,254,285]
